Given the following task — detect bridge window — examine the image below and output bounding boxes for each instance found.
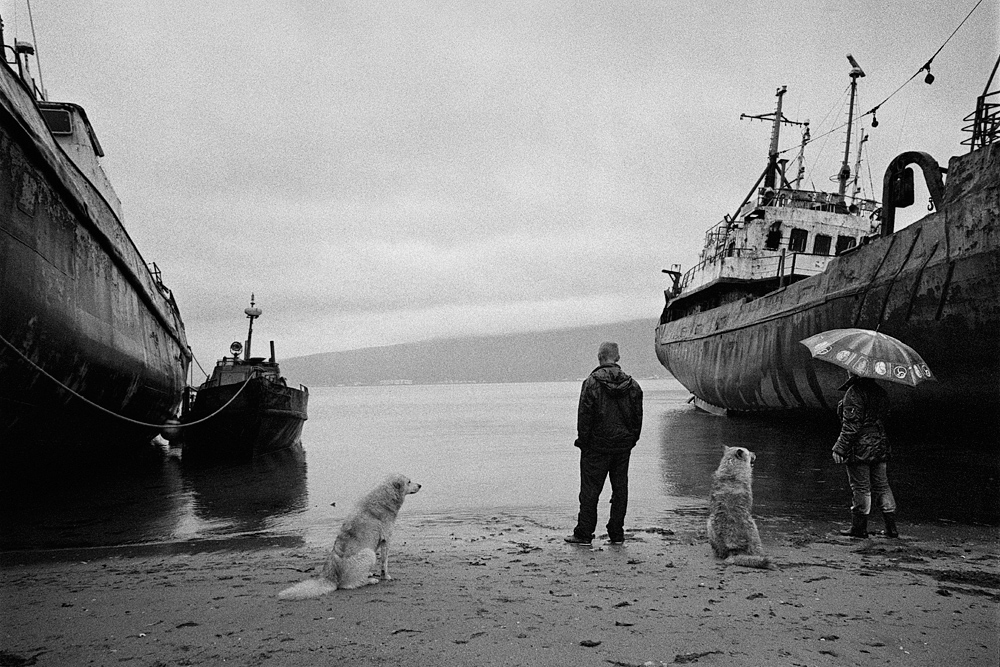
[789,228,808,253]
[41,108,73,135]
[813,234,832,255]
[836,235,857,255]
[765,222,782,250]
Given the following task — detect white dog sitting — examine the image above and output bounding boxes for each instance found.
[279,474,422,600]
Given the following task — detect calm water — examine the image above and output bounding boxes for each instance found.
[2,379,997,551]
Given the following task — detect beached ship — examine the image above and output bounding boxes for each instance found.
[655,56,1000,423]
[0,21,190,444]
[179,297,308,464]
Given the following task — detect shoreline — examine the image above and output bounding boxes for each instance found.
[3,505,994,565]
[3,513,997,666]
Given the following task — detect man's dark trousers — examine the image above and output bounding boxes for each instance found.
[572,448,631,541]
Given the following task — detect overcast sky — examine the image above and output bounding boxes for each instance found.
[3,1,995,369]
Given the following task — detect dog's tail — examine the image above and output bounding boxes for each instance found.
[278,578,338,600]
[725,554,777,570]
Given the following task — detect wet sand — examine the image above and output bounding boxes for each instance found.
[2,513,997,667]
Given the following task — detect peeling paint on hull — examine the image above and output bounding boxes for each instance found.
[656,144,1000,421]
[0,62,190,443]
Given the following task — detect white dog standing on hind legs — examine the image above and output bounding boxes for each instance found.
[279,474,422,600]
[706,446,777,570]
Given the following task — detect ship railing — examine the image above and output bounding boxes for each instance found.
[677,249,834,293]
[754,187,879,215]
[146,261,176,301]
[962,89,999,151]
[147,261,163,284]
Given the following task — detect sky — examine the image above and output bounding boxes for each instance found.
[2,1,996,371]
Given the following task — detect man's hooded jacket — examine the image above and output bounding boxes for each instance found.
[575,363,643,453]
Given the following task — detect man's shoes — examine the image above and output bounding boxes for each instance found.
[608,536,625,545]
[564,534,592,545]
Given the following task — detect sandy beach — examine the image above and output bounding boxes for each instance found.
[2,511,997,667]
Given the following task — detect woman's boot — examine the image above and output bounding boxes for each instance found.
[879,512,899,538]
[839,511,868,538]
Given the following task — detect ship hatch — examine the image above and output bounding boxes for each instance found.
[40,108,72,134]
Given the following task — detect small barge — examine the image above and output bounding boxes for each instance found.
[179,297,308,464]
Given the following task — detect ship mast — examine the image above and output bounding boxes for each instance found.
[244,294,262,361]
[764,86,786,191]
[838,54,866,198]
[732,87,809,220]
[792,122,811,189]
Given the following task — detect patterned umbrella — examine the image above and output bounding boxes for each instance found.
[799,328,936,387]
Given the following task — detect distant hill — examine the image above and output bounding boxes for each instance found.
[280,318,669,387]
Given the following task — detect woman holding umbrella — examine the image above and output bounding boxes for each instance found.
[831,372,897,539]
[801,327,936,540]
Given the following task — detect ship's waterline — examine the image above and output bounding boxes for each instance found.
[2,380,996,552]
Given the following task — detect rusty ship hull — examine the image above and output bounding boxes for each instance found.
[0,50,190,444]
[655,143,1000,421]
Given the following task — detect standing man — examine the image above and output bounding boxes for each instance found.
[566,342,643,545]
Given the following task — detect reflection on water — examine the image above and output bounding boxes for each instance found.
[657,407,1000,525]
[2,380,996,552]
[1,442,309,551]
[1,444,186,550]
[182,445,309,534]
[658,409,847,519]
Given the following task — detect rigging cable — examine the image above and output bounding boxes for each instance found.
[191,351,211,381]
[777,0,989,160]
[0,330,254,430]
[806,85,850,188]
[863,138,875,202]
[916,0,987,82]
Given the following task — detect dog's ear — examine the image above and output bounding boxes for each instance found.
[393,479,403,490]
[734,448,744,459]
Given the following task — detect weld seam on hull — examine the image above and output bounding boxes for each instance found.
[904,241,940,322]
[804,355,831,412]
[934,261,956,322]
[776,329,806,409]
[876,228,923,325]
[853,234,898,327]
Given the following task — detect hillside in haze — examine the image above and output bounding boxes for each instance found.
[280,319,669,387]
